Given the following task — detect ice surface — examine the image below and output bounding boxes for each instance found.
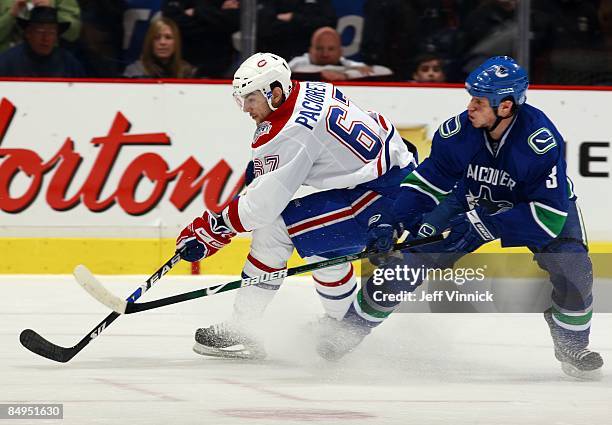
[1,274,611,425]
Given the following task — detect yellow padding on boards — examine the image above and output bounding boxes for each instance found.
[1,238,612,275]
[0,238,307,275]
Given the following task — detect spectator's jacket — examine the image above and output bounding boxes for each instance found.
[288,52,393,81]
[257,0,337,61]
[0,42,84,77]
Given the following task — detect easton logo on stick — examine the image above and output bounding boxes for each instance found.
[90,323,106,339]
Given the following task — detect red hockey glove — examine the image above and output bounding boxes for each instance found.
[176,211,236,262]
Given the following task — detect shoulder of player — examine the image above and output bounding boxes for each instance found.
[433,111,477,145]
[289,81,335,131]
[514,104,562,159]
[428,112,480,168]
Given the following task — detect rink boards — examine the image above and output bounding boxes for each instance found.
[0,80,611,274]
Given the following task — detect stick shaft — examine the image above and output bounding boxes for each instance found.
[126,233,445,314]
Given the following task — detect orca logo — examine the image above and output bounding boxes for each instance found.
[466,186,514,214]
[492,65,509,78]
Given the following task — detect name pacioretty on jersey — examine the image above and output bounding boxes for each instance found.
[241,270,289,286]
[294,81,328,130]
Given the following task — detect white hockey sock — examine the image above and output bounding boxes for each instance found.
[310,259,358,320]
[233,253,286,322]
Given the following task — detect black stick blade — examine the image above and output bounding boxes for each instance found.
[19,329,75,363]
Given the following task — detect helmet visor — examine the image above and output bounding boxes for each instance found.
[232,90,266,112]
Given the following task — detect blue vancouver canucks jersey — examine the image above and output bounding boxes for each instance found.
[399,103,574,248]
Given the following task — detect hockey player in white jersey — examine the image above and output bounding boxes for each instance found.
[176,52,417,360]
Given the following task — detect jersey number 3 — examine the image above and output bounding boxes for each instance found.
[326,105,383,162]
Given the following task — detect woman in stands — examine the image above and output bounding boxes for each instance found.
[123,17,194,78]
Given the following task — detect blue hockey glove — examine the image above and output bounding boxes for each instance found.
[416,194,465,238]
[445,207,499,253]
[366,213,404,266]
[366,211,405,252]
[245,160,255,186]
[367,223,397,252]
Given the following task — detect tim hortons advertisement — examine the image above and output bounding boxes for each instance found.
[0,81,610,240]
[0,82,248,238]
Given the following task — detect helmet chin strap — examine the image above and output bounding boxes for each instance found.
[487,106,514,133]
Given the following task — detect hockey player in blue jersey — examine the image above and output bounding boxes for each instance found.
[350,56,603,379]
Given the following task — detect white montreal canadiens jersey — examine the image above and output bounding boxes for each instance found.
[223,81,416,232]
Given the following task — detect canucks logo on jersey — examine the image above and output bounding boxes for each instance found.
[528,128,557,154]
[466,185,514,214]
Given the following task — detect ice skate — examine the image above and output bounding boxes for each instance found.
[193,322,266,360]
[314,315,371,361]
[544,309,603,380]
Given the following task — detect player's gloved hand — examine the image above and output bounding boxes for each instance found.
[366,213,404,252]
[176,211,236,262]
[367,224,396,252]
[415,194,465,238]
[445,207,499,253]
[366,213,404,266]
[245,160,255,186]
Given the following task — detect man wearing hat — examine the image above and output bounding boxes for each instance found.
[0,0,81,52]
[0,6,84,76]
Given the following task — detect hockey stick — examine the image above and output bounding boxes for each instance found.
[19,251,183,363]
[76,231,449,315]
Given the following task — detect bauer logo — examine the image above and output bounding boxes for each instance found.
[241,270,288,286]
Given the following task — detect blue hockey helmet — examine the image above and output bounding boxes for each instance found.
[465,56,528,108]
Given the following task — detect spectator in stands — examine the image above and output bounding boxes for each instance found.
[460,0,552,74]
[77,0,126,77]
[289,26,393,81]
[412,0,462,80]
[0,6,84,76]
[600,0,612,49]
[257,0,336,62]
[123,16,195,78]
[589,0,612,84]
[411,53,446,82]
[0,0,81,53]
[531,0,608,84]
[361,0,419,80]
[540,0,601,50]
[162,0,239,78]
[122,0,161,66]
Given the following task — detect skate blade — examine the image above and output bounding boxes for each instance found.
[561,362,603,381]
[192,342,266,360]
